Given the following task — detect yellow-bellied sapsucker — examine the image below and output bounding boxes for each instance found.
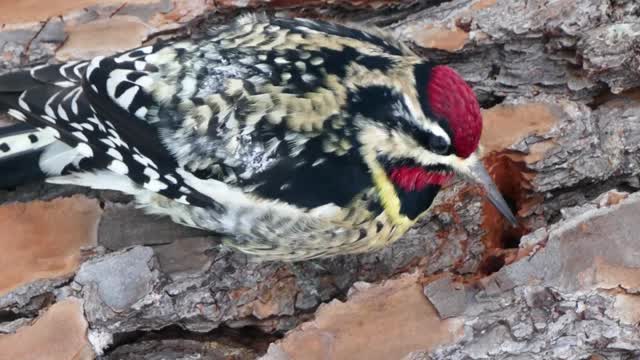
[0,14,516,260]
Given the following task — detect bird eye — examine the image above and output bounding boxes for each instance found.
[429,135,449,155]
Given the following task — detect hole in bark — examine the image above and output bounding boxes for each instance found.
[480,153,529,249]
[478,254,506,275]
[502,194,518,216]
[495,193,525,249]
[501,230,522,249]
[474,152,541,277]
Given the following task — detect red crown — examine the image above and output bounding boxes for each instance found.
[427,66,482,158]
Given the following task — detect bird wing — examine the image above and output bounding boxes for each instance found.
[0,46,222,208]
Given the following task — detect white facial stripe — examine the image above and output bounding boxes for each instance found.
[422,120,451,144]
[408,149,476,171]
[401,94,451,145]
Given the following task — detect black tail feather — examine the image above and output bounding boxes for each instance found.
[0,122,33,136]
[0,70,43,92]
[0,146,46,189]
[0,123,58,189]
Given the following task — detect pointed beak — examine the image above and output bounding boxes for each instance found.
[462,157,518,226]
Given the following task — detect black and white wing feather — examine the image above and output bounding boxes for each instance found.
[0,47,219,208]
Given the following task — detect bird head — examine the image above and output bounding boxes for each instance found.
[353,64,517,225]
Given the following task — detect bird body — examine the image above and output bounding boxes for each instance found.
[0,14,516,260]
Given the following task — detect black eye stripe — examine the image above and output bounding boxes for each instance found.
[403,123,451,155]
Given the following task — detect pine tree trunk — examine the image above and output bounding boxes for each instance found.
[0,0,639,359]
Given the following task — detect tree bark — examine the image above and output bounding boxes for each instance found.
[0,0,639,359]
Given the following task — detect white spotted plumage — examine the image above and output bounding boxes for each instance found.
[107,159,129,174]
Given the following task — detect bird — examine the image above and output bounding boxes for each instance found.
[0,14,516,261]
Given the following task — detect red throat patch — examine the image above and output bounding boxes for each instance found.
[389,166,453,192]
[427,65,482,158]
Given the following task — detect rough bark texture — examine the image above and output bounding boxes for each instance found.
[0,0,640,359]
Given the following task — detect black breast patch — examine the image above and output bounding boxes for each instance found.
[396,185,441,220]
[245,141,372,209]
